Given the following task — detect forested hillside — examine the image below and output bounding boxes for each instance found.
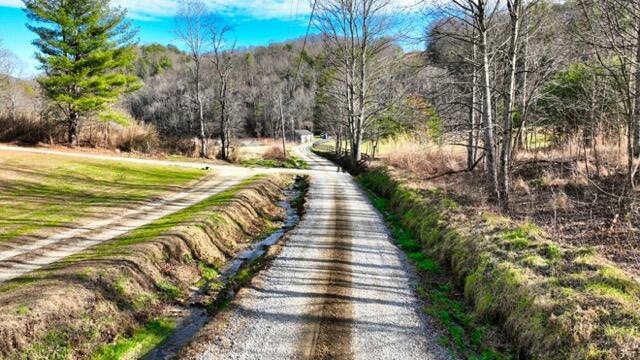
[125,38,324,142]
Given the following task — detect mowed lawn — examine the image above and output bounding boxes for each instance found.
[0,151,206,242]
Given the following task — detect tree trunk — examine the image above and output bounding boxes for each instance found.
[68,110,79,146]
[219,77,228,161]
[631,20,640,187]
[279,93,287,159]
[468,36,479,171]
[478,15,500,203]
[196,67,207,159]
[515,34,528,152]
[499,0,521,208]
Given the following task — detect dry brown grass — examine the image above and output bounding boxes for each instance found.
[235,138,293,162]
[0,112,64,144]
[113,121,160,153]
[264,145,286,160]
[0,112,164,155]
[377,134,466,176]
[517,134,630,175]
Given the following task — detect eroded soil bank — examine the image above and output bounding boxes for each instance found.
[0,174,294,359]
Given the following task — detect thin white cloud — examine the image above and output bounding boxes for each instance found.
[0,0,310,21]
[1,0,421,21]
[0,0,21,7]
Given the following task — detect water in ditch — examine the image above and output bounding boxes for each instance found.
[142,183,302,359]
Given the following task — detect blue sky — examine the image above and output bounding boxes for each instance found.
[0,0,317,76]
[0,0,423,77]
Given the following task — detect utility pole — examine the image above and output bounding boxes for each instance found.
[279,93,287,159]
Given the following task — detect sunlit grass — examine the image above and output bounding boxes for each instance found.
[0,151,206,241]
[92,317,176,360]
[56,175,265,265]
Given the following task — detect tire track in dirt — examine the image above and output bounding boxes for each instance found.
[299,186,354,360]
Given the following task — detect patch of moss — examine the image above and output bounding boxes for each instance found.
[586,283,637,304]
[156,280,183,302]
[92,318,176,360]
[198,262,219,281]
[521,255,548,268]
[15,304,29,315]
[528,177,547,189]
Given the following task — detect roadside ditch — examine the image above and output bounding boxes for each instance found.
[0,174,308,359]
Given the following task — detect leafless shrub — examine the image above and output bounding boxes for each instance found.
[264,145,286,160]
[0,113,64,144]
[114,122,160,153]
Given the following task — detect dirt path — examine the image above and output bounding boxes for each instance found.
[0,144,239,172]
[0,173,248,283]
[195,149,450,360]
[0,144,325,175]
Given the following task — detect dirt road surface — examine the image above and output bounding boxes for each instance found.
[196,147,450,360]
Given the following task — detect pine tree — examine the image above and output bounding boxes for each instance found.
[23,0,141,145]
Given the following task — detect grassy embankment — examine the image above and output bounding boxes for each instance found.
[240,154,309,169]
[358,168,640,359]
[0,150,206,242]
[0,172,292,359]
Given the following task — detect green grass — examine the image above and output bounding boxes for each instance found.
[241,154,309,169]
[56,175,266,266]
[92,318,176,360]
[196,261,220,287]
[0,173,287,359]
[0,151,206,242]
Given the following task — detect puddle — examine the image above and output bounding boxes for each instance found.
[143,182,302,360]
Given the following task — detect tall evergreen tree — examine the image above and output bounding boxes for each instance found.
[23,0,140,145]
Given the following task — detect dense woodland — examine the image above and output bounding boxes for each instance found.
[0,0,639,216]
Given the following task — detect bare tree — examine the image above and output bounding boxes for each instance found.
[209,22,236,160]
[578,0,640,188]
[175,0,210,158]
[498,0,523,207]
[0,40,26,119]
[314,0,399,165]
[445,0,501,202]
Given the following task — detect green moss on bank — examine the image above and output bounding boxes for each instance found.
[361,178,513,359]
[92,318,176,360]
[358,167,640,359]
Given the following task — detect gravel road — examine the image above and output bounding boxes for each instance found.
[197,147,450,360]
[1,144,451,359]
